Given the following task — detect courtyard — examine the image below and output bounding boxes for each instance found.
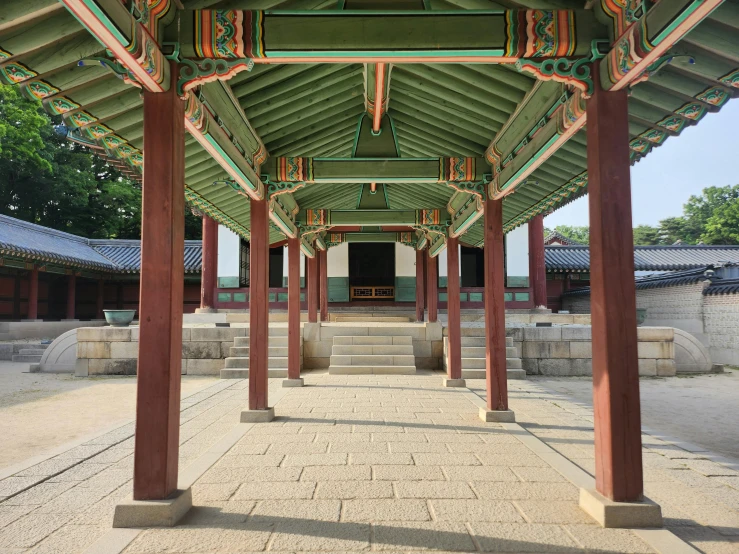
[0,367,737,553]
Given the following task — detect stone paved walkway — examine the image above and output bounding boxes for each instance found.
[468,378,739,554]
[0,371,736,553]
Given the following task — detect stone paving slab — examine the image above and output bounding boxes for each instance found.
[0,370,728,553]
[468,376,739,554]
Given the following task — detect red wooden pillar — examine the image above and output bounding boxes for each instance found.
[249,196,270,411]
[587,62,643,502]
[446,237,462,381]
[426,253,438,323]
[96,279,105,319]
[200,215,218,311]
[319,249,328,322]
[27,268,39,320]
[528,214,547,308]
[133,62,185,501]
[66,274,76,319]
[307,254,318,323]
[287,237,301,380]
[415,247,425,322]
[484,196,509,412]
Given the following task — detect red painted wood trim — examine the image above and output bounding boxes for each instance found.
[528,215,547,308]
[446,237,462,380]
[484,196,508,412]
[307,254,318,323]
[319,249,328,322]
[27,268,38,320]
[200,215,218,309]
[587,61,643,502]
[287,237,301,380]
[66,274,76,320]
[133,62,185,501]
[415,248,425,322]
[249,197,270,410]
[426,252,438,323]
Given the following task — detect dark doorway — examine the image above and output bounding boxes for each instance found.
[269,247,284,288]
[349,243,395,299]
[461,246,485,287]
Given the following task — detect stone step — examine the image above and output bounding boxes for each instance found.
[461,369,526,380]
[12,355,43,363]
[457,346,518,358]
[333,336,412,346]
[230,346,292,357]
[18,348,47,356]
[460,336,514,347]
[331,345,414,356]
[455,357,522,370]
[234,336,300,347]
[330,354,415,367]
[220,368,288,379]
[224,356,289,368]
[329,366,416,375]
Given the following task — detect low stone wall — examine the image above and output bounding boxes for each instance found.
[508,326,676,377]
[0,320,105,341]
[74,326,268,377]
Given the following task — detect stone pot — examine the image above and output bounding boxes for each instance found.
[636,308,647,326]
[103,309,136,327]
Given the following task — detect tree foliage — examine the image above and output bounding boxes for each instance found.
[542,186,739,246]
[0,84,202,240]
[543,225,589,244]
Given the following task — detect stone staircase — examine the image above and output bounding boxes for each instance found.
[328,336,416,375]
[444,334,526,380]
[12,343,49,364]
[221,333,302,379]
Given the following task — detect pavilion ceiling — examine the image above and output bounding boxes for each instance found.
[1,0,737,249]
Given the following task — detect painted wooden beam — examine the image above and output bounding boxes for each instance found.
[296,209,450,227]
[173,10,603,63]
[263,157,489,186]
[601,0,726,91]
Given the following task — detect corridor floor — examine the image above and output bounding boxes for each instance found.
[0,372,736,553]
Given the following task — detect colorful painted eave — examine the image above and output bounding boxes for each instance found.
[1,0,736,246]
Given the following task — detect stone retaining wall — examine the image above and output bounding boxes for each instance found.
[508,325,676,377]
[74,326,273,377]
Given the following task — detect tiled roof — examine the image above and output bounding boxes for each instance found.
[704,279,739,296]
[544,231,584,246]
[545,245,739,272]
[0,215,202,273]
[91,240,203,273]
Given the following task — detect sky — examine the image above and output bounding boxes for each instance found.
[544,99,739,229]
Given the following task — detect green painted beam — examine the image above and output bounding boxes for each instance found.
[173,10,603,61]
[263,157,489,184]
[296,209,450,226]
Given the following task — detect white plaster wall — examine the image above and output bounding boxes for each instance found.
[217,225,240,278]
[505,223,529,279]
[283,245,289,280]
[395,243,416,277]
[328,242,349,277]
[437,245,461,277]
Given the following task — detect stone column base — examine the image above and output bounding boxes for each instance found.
[113,488,192,528]
[479,408,516,423]
[579,488,663,528]
[282,378,304,387]
[241,407,275,423]
[442,378,466,388]
[195,307,218,314]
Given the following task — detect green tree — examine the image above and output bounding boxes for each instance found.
[632,224,661,245]
[0,84,202,240]
[551,225,589,244]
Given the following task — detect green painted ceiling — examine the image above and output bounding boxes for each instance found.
[1,0,737,246]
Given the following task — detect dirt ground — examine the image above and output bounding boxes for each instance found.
[0,361,218,470]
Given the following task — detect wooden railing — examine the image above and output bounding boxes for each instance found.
[350,286,395,300]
